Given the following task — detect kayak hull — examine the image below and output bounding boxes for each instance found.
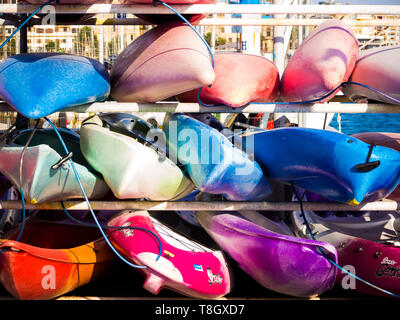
[163,113,272,201]
[110,21,214,103]
[342,46,400,104]
[177,53,279,107]
[242,127,400,204]
[107,210,231,299]
[0,216,115,300]
[80,115,194,201]
[197,211,337,297]
[0,53,110,119]
[280,19,358,102]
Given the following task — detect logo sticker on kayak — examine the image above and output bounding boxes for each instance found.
[163,250,175,259]
[207,267,223,285]
[376,257,400,278]
[121,221,134,237]
[194,264,203,272]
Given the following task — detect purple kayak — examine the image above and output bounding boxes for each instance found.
[197,211,338,297]
[342,46,400,104]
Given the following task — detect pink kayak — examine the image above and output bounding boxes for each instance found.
[342,46,400,104]
[107,210,231,299]
[280,19,358,103]
[352,132,400,201]
[110,21,214,103]
[177,52,279,107]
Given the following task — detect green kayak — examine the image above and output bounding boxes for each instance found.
[0,128,109,204]
[80,114,194,201]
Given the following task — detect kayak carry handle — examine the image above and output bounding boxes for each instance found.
[354,160,380,173]
[52,152,73,170]
[354,144,380,173]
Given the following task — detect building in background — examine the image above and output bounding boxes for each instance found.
[0,0,398,63]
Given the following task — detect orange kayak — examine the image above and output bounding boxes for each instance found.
[0,215,116,300]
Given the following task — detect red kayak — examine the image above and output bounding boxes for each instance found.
[352,132,400,201]
[177,52,279,107]
[280,19,358,103]
[342,46,400,104]
[110,21,214,103]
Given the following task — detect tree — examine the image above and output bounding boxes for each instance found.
[74,26,99,58]
[204,32,227,47]
[216,37,227,47]
[45,40,56,52]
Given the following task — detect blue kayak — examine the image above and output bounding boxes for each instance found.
[0,53,110,119]
[163,113,272,201]
[242,127,400,204]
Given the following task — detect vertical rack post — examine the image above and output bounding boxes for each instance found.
[16,13,29,130]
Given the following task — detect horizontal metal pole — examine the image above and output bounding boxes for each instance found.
[1,4,400,15]
[1,101,400,114]
[199,18,400,27]
[4,17,398,27]
[0,200,398,211]
[0,101,397,114]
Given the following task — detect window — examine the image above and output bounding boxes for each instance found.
[36,28,44,34]
[46,29,53,34]
[37,39,41,44]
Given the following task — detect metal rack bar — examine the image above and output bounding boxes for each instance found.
[1,102,399,114]
[0,200,399,211]
[3,17,398,27]
[1,4,400,15]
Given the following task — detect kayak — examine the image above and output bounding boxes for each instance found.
[342,46,400,104]
[177,52,279,107]
[280,19,358,103]
[291,205,400,297]
[0,128,109,204]
[242,127,400,204]
[110,21,214,103]
[352,132,400,201]
[163,113,272,201]
[197,210,337,297]
[294,190,400,243]
[0,53,110,119]
[80,114,194,201]
[107,210,231,299]
[0,214,115,300]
